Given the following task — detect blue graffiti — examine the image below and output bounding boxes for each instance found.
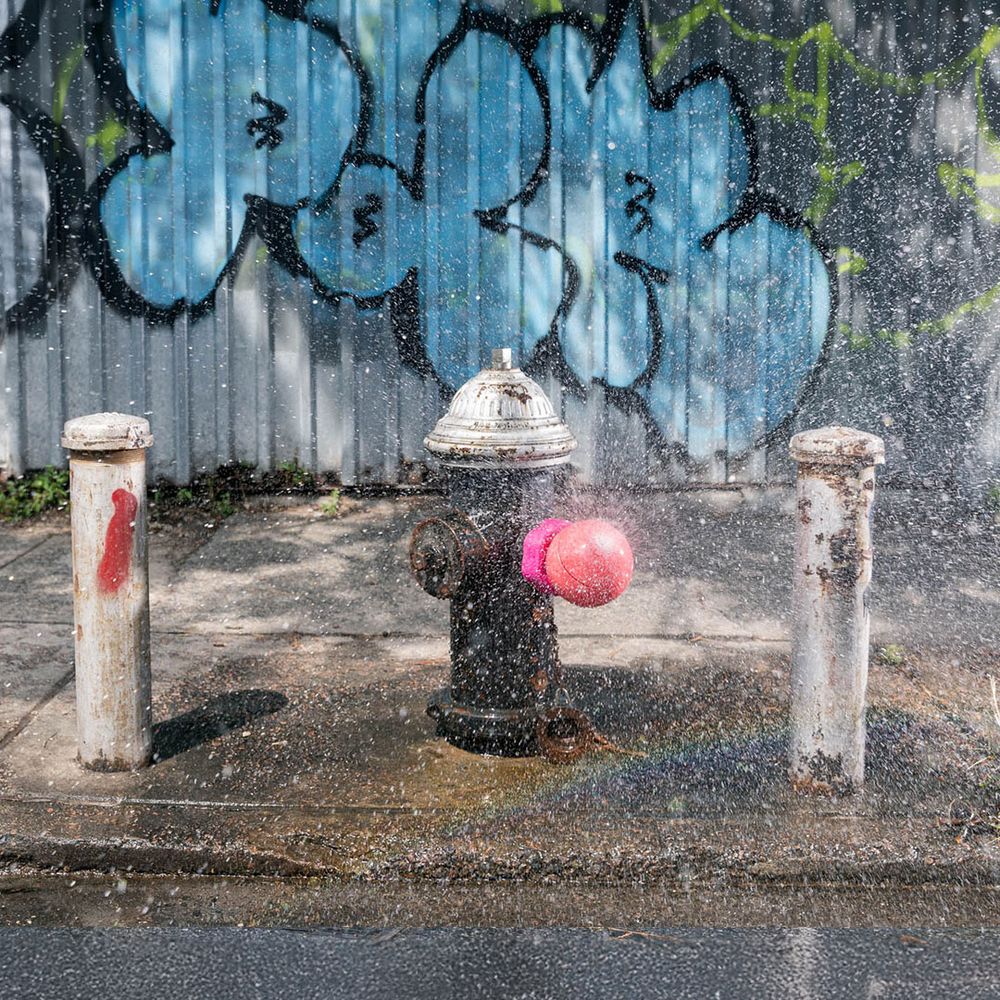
[520,13,830,459]
[298,6,565,388]
[100,0,359,310]
[94,0,831,460]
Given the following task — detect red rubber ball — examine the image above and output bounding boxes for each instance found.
[544,519,634,608]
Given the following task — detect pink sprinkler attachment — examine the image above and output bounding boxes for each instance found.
[522,518,634,607]
[521,518,571,594]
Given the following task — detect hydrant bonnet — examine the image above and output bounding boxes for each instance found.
[424,348,577,468]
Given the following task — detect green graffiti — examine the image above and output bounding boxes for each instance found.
[523,2,1000,347]
[530,0,565,13]
[642,2,1000,348]
[841,280,1000,351]
[938,163,1000,224]
[937,54,1000,222]
[839,322,870,350]
[649,5,1000,225]
[52,43,85,128]
[86,117,128,163]
[836,247,867,276]
[877,280,1000,345]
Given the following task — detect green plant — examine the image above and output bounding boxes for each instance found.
[149,461,255,523]
[876,643,907,668]
[986,484,1000,512]
[318,489,341,517]
[274,458,316,492]
[0,467,71,522]
[210,492,236,520]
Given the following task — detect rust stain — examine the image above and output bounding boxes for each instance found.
[829,528,863,588]
[499,384,531,404]
[476,382,531,405]
[792,750,853,796]
[797,496,812,525]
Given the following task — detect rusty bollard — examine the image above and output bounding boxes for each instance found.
[62,413,153,770]
[788,426,885,794]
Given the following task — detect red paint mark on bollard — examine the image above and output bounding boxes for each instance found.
[97,489,138,593]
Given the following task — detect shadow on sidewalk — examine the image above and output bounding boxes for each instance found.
[152,689,288,763]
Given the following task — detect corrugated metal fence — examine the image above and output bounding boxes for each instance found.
[2,0,1000,488]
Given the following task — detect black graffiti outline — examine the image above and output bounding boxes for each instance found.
[0,0,89,341]
[81,0,375,324]
[0,0,46,73]
[351,192,382,247]
[289,0,835,447]
[624,170,655,235]
[0,94,86,336]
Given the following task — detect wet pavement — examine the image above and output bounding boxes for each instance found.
[4,927,1000,999]
[1,490,999,923]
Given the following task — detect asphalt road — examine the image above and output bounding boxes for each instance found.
[2,928,999,999]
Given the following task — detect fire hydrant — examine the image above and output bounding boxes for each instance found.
[410,348,633,760]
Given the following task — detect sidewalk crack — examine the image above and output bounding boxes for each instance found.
[0,666,74,753]
[0,533,60,573]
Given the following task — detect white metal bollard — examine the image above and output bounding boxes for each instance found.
[788,426,885,794]
[62,413,153,770]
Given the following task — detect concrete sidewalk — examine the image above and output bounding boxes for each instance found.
[1,488,999,918]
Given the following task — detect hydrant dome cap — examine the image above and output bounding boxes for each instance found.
[425,359,577,468]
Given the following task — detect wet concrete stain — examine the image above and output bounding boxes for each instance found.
[4,644,1000,885]
[78,656,999,832]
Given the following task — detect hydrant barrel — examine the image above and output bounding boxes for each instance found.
[62,413,153,771]
[445,468,559,716]
[788,425,884,794]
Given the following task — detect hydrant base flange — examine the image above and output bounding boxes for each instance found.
[426,689,540,757]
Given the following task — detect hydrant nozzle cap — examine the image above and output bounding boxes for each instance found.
[425,351,577,468]
[789,425,885,467]
[61,412,154,452]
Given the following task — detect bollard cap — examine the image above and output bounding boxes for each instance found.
[789,425,884,467]
[61,412,153,452]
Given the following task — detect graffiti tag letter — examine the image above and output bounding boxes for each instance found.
[246,91,288,150]
[624,170,655,235]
